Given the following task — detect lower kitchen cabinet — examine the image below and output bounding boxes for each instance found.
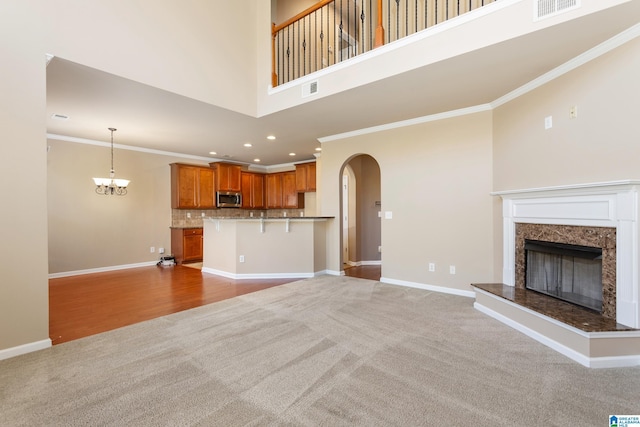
[171,227,203,264]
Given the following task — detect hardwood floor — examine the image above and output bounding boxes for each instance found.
[344,264,381,281]
[50,264,382,345]
[49,265,293,345]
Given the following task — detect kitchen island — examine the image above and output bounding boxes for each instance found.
[201,217,333,279]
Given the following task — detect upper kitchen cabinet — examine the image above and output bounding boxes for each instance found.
[267,171,304,209]
[211,162,242,192]
[170,163,216,209]
[241,171,265,209]
[295,162,316,192]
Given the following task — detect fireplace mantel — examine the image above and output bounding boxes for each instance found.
[495,180,640,329]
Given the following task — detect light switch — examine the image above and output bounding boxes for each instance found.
[385,211,393,219]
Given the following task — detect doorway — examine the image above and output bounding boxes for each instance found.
[340,155,381,277]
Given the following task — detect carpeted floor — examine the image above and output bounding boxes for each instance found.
[1,275,638,426]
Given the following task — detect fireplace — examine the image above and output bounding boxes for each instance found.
[524,239,603,312]
[515,223,616,320]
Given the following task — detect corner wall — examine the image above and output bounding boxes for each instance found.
[321,111,495,293]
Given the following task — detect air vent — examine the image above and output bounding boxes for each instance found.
[535,0,579,21]
[302,80,319,98]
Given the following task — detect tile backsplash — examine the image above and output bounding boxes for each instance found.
[171,208,305,227]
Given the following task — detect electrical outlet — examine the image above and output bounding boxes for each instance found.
[150,246,155,253]
[159,247,164,254]
[544,116,553,129]
[450,265,456,275]
[428,263,435,272]
[239,255,245,263]
[201,212,205,218]
[569,105,578,119]
[187,212,191,219]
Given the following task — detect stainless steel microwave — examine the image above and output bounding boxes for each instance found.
[216,191,242,208]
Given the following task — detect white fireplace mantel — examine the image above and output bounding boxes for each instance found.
[494,180,640,328]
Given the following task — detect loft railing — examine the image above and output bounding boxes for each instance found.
[272,0,497,87]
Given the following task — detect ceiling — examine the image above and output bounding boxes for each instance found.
[46,3,640,166]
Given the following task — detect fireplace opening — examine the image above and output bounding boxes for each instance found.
[524,239,603,312]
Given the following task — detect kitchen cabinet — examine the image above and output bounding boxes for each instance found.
[265,173,282,209]
[295,162,316,192]
[266,172,304,209]
[171,227,203,264]
[212,162,242,192]
[170,163,215,209]
[241,172,265,209]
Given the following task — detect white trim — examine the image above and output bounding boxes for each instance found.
[201,267,318,280]
[492,23,640,108]
[491,180,640,197]
[474,301,640,368]
[380,277,476,298]
[0,339,51,361]
[360,260,382,266]
[48,261,158,279]
[319,105,492,143]
[326,269,345,276]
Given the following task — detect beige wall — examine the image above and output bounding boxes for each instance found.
[41,0,259,116]
[321,111,495,292]
[47,139,209,274]
[493,36,640,191]
[0,2,49,353]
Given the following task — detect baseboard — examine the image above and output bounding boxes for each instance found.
[380,277,476,298]
[201,267,316,280]
[326,269,345,276]
[0,339,51,361]
[49,261,158,279]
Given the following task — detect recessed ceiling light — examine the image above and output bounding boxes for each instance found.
[244,143,252,147]
[315,147,322,152]
[253,158,261,162]
[267,135,276,140]
[209,151,217,155]
[289,153,296,156]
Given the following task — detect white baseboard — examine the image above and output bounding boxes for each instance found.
[49,261,158,279]
[326,269,345,276]
[0,339,51,361]
[380,277,476,298]
[346,260,382,267]
[474,301,640,368]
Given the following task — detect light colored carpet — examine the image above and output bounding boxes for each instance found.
[1,276,638,426]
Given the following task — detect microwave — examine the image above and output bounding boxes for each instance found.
[216,191,242,208]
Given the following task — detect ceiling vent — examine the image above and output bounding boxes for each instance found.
[302,80,319,98]
[535,0,580,21]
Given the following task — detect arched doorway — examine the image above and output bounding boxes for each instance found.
[340,154,381,279]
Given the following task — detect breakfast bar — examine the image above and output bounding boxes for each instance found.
[201,217,332,279]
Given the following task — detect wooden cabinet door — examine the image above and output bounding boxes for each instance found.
[251,173,265,209]
[241,172,252,208]
[182,228,203,262]
[198,168,215,208]
[266,173,283,208]
[295,162,316,192]
[282,171,298,208]
[216,163,242,192]
[171,164,198,208]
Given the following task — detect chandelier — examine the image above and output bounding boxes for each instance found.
[93,127,130,195]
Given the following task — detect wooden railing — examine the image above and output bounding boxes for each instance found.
[272,0,498,87]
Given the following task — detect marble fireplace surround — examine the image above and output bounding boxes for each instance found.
[497,181,640,329]
[515,223,616,319]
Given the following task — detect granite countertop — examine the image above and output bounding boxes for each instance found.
[205,216,334,220]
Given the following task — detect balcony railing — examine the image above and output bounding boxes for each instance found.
[272,0,498,87]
